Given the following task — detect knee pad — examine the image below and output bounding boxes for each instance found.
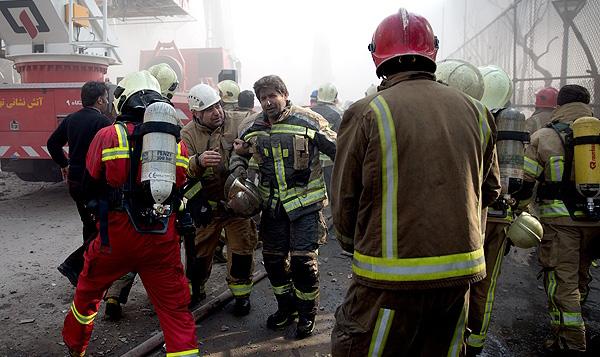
[263,253,290,284]
[230,253,253,280]
[290,253,319,288]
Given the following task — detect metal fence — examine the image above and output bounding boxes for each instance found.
[448,0,600,116]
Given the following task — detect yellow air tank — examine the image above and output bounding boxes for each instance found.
[573,117,600,204]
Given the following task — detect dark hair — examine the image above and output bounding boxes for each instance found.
[81,81,108,107]
[238,90,255,109]
[379,55,436,77]
[253,75,288,99]
[557,84,590,106]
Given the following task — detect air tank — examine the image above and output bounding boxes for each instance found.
[495,108,527,195]
[573,116,600,201]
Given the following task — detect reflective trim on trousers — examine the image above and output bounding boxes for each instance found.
[273,284,293,295]
[166,349,199,356]
[368,308,394,357]
[295,287,319,301]
[229,283,253,297]
[70,301,97,325]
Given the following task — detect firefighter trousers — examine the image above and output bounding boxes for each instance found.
[466,221,509,353]
[260,210,327,317]
[188,215,257,299]
[539,223,599,352]
[62,216,198,356]
[331,282,470,357]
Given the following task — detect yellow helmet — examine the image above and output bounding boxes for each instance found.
[435,59,485,100]
[113,70,161,115]
[479,65,513,109]
[148,63,179,100]
[507,212,543,249]
[317,82,338,104]
[216,80,240,103]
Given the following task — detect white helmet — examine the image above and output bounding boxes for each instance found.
[317,82,338,104]
[506,212,543,249]
[148,63,179,100]
[216,80,240,104]
[188,84,220,112]
[113,70,161,115]
[365,84,378,97]
[436,59,485,100]
[479,65,514,109]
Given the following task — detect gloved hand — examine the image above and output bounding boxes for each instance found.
[231,166,248,180]
[190,194,213,228]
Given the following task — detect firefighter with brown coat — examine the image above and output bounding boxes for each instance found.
[181,83,258,316]
[515,84,599,354]
[330,8,500,356]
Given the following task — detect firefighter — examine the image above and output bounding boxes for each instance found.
[230,75,336,338]
[181,83,258,316]
[47,81,112,287]
[62,70,198,356]
[514,84,599,354]
[330,9,500,356]
[310,82,342,201]
[102,62,182,319]
[525,86,559,134]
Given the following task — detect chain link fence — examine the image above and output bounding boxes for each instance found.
[448,0,599,116]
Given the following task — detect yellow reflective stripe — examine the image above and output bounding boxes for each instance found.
[471,99,491,153]
[294,287,319,301]
[70,301,97,325]
[370,96,398,259]
[547,270,559,315]
[549,156,563,182]
[563,312,584,326]
[282,187,327,212]
[248,157,259,169]
[336,230,353,245]
[524,157,543,176]
[102,124,129,161]
[244,130,270,139]
[539,201,570,217]
[320,153,332,162]
[273,284,293,295]
[368,308,394,357]
[183,181,203,200]
[208,200,218,211]
[176,143,189,168]
[229,283,253,296]
[115,123,128,148]
[550,311,561,324]
[166,349,199,357]
[271,124,316,139]
[448,295,468,357]
[353,248,485,282]
[272,144,287,200]
[467,333,485,348]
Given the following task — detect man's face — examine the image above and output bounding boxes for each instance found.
[99,91,109,114]
[258,86,288,120]
[199,102,224,129]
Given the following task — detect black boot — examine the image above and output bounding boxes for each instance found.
[296,315,316,338]
[233,298,251,317]
[267,293,297,328]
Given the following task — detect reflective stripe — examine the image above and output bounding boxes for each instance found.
[524,157,543,177]
[229,283,253,297]
[549,156,563,182]
[102,124,129,162]
[273,284,293,295]
[70,301,97,325]
[550,311,561,325]
[547,270,560,325]
[467,333,485,347]
[248,157,258,170]
[563,312,584,326]
[116,123,128,148]
[336,230,353,245]
[370,96,398,259]
[353,248,485,282]
[368,308,394,357]
[189,284,205,295]
[208,200,218,211]
[539,201,570,217]
[183,181,203,200]
[176,142,189,168]
[244,130,270,139]
[471,99,491,153]
[273,145,287,203]
[271,124,316,139]
[295,287,319,301]
[166,349,199,357]
[448,295,468,357]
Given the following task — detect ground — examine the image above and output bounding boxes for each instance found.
[0,170,599,356]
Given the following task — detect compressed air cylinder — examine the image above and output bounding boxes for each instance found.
[573,116,600,198]
[141,102,178,204]
[496,108,526,195]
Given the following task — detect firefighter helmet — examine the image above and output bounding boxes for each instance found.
[507,212,543,249]
[216,80,240,104]
[369,8,439,78]
[224,175,262,218]
[435,59,485,100]
[317,82,338,104]
[479,65,513,109]
[365,84,377,97]
[188,84,220,112]
[148,63,179,100]
[113,70,162,115]
[535,87,559,108]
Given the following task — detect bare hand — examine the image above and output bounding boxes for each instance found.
[198,150,221,167]
[61,166,69,181]
[233,139,250,156]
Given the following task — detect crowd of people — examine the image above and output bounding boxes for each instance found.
[47,7,598,357]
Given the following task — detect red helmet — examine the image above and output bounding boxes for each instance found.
[535,87,559,108]
[369,8,439,78]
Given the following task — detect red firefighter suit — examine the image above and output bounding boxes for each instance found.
[62,122,198,356]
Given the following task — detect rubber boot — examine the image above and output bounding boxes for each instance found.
[267,293,297,329]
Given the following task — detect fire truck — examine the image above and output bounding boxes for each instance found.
[0,0,239,181]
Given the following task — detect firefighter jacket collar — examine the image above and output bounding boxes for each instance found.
[550,102,593,124]
[379,71,436,90]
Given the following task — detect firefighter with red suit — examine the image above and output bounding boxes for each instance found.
[525,87,559,135]
[514,84,600,354]
[330,9,500,356]
[62,70,198,357]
